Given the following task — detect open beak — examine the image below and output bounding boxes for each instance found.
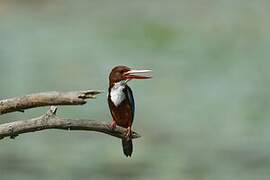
[124,69,152,80]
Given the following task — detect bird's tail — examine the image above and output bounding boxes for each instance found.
[122,138,133,157]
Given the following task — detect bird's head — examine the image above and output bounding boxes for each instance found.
[109,65,152,86]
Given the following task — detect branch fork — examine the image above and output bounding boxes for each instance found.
[0,90,141,140]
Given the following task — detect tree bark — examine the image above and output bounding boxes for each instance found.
[0,90,103,115]
[0,106,141,140]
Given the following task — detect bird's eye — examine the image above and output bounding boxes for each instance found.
[116,72,121,76]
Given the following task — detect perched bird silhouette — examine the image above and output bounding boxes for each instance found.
[108,65,152,157]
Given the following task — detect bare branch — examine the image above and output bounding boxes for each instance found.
[0,106,141,140]
[0,90,103,115]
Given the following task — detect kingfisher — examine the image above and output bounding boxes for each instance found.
[108,65,152,157]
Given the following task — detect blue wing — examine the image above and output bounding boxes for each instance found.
[126,85,135,121]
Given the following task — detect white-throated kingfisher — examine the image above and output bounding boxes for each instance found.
[108,65,152,157]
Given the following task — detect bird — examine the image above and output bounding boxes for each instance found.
[107,65,152,157]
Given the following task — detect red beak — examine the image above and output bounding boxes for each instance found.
[124,69,152,80]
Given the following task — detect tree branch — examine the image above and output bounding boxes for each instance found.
[0,90,103,115]
[0,106,141,140]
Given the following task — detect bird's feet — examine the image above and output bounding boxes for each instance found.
[110,120,117,130]
[124,126,132,140]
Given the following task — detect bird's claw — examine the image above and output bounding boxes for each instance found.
[110,120,117,130]
[124,127,132,140]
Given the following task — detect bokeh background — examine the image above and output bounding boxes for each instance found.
[0,0,270,179]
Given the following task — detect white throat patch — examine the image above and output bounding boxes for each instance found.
[110,81,126,106]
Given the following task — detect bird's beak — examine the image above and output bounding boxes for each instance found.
[124,69,152,80]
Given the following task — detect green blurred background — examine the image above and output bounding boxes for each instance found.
[0,0,270,179]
